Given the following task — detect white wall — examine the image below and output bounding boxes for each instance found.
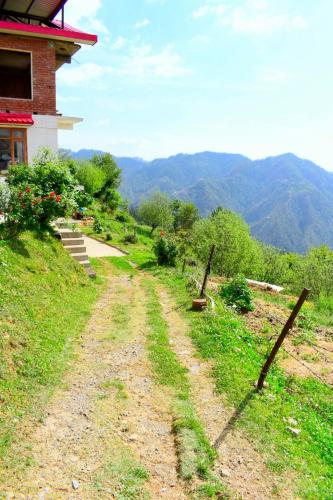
[27,115,58,163]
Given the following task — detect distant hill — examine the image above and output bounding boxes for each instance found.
[69,149,333,253]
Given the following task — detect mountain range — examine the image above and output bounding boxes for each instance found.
[69,149,333,253]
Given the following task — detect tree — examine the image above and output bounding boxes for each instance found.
[76,163,107,196]
[292,246,333,298]
[191,208,263,278]
[173,200,199,231]
[258,244,289,285]
[75,153,122,212]
[138,192,173,235]
[91,153,121,198]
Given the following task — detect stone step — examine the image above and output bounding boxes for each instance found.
[60,231,83,239]
[66,246,87,254]
[62,239,84,247]
[57,222,71,229]
[72,254,88,262]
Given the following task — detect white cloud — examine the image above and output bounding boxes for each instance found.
[57,62,112,87]
[193,1,307,35]
[62,0,109,35]
[118,43,193,78]
[193,4,226,19]
[260,69,288,83]
[57,43,192,85]
[134,18,151,29]
[112,36,127,50]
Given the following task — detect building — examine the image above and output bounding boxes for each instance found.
[0,0,97,175]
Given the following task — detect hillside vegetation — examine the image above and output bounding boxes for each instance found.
[69,149,333,253]
[0,232,103,472]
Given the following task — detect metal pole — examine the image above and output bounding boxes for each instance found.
[200,244,215,298]
[257,288,310,391]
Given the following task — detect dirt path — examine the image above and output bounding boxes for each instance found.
[157,287,294,499]
[2,272,186,499]
[1,268,298,499]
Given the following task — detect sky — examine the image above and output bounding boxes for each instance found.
[57,0,333,170]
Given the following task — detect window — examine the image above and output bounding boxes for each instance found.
[0,128,27,173]
[0,50,32,99]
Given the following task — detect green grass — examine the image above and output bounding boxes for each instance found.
[0,231,104,473]
[101,379,128,400]
[154,268,333,499]
[142,278,224,495]
[93,454,149,499]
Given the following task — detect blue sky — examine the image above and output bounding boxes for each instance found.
[57,0,333,170]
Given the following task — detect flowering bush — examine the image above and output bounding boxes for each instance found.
[2,148,80,236]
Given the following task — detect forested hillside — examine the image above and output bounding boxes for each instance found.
[69,149,333,253]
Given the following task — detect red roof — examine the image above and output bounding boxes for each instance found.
[0,20,97,45]
[0,114,34,125]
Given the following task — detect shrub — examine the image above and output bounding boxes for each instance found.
[106,232,113,241]
[3,149,79,236]
[116,212,130,223]
[219,274,254,313]
[123,233,138,244]
[153,236,178,267]
[93,216,103,234]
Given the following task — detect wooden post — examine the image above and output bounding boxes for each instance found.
[200,245,216,298]
[257,288,310,391]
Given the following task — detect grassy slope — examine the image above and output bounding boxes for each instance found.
[154,269,333,499]
[0,232,104,472]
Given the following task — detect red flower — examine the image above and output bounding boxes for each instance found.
[26,187,31,193]
[50,192,56,199]
[55,195,61,203]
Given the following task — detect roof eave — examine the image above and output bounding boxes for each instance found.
[0,20,97,45]
[48,0,69,21]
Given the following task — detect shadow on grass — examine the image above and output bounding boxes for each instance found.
[8,238,30,258]
[214,390,256,449]
[139,260,157,270]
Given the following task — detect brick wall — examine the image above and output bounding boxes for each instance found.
[0,34,56,115]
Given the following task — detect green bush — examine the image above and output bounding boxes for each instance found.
[153,236,178,267]
[219,274,254,313]
[106,232,113,241]
[3,149,79,236]
[123,233,138,244]
[93,216,103,234]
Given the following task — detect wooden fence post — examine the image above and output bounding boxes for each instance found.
[257,288,310,391]
[200,245,216,298]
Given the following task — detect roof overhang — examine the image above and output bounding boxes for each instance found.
[0,1,69,24]
[0,20,97,45]
[0,113,34,125]
[57,115,82,130]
